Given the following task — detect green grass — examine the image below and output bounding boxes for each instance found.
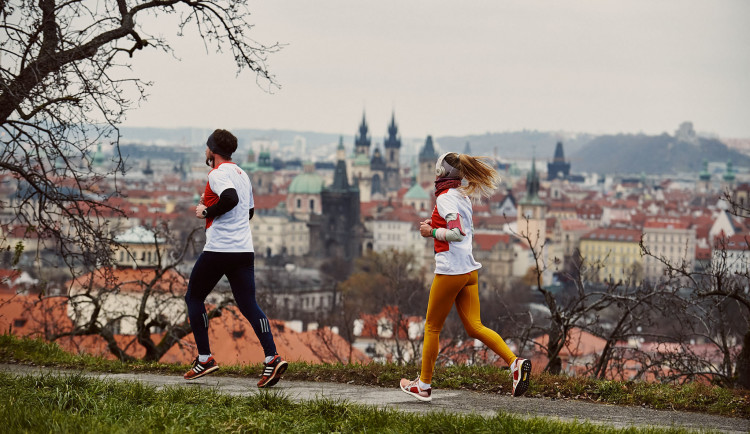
[0,372,692,434]
[1,334,748,419]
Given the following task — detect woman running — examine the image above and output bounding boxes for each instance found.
[399,152,531,402]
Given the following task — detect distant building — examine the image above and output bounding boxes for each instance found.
[402,177,431,213]
[547,141,571,180]
[713,234,750,275]
[641,218,696,283]
[286,162,325,221]
[579,228,642,284]
[517,155,547,250]
[371,206,429,269]
[249,149,275,195]
[251,209,310,258]
[112,226,168,269]
[417,135,438,188]
[697,159,711,193]
[308,146,364,262]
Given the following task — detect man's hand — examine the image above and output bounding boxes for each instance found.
[199,193,205,205]
[195,204,207,219]
[419,219,433,238]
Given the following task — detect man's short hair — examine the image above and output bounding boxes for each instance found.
[206,129,238,159]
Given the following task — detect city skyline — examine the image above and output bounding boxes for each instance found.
[122,1,750,139]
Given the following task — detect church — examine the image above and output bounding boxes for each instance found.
[347,112,403,202]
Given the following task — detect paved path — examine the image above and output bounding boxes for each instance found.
[2,364,748,433]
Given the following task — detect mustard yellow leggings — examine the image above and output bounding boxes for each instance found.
[420,270,516,384]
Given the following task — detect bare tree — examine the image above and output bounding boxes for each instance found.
[508,216,659,377]
[639,227,750,388]
[29,221,233,362]
[0,0,280,271]
[339,249,428,364]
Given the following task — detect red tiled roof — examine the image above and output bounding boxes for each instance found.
[695,246,711,260]
[643,218,690,230]
[473,233,512,251]
[253,194,286,210]
[67,268,187,294]
[356,306,422,341]
[722,234,750,251]
[535,327,606,358]
[0,295,368,365]
[559,219,590,231]
[378,206,421,223]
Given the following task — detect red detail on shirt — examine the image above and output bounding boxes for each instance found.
[431,190,450,253]
[202,162,239,230]
[203,180,217,229]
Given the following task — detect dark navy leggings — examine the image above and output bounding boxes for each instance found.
[185,251,276,357]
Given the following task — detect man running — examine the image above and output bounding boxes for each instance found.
[183,128,287,388]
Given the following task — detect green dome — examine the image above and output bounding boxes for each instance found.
[404,183,429,200]
[289,172,325,194]
[241,161,257,172]
[354,153,370,166]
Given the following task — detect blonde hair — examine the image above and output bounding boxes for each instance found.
[444,153,500,198]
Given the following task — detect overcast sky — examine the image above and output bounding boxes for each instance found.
[123,1,750,139]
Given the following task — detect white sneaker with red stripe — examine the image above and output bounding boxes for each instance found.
[399,377,432,402]
[510,357,531,397]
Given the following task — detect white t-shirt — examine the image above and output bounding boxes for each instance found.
[433,189,481,275]
[202,162,254,252]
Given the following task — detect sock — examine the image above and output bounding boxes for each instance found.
[264,355,275,364]
[198,354,211,363]
[418,380,431,390]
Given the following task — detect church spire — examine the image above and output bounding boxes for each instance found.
[355,111,371,155]
[527,154,540,199]
[385,111,401,149]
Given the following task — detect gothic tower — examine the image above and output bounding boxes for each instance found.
[418,135,438,187]
[383,111,402,192]
[518,155,547,250]
[308,142,363,262]
[355,112,371,156]
[547,141,571,180]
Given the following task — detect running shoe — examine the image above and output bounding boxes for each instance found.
[184,356,219,380]
[399,377,432,402]
[510,357,531,397]
[257,355,288,388]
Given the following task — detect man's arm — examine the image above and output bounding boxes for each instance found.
[203,188,239,218]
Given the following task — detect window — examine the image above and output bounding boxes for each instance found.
[297,198,301,209]
[309,199,315,209]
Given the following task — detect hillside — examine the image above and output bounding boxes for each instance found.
[118,126,749,175]
[570,133,750,175]
[436,131,593,161]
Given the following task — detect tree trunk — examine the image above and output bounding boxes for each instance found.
[737,329,750,389]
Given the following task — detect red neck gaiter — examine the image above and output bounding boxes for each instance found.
[434,177,461,196]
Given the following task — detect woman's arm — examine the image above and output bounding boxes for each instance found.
[432,213,465,242]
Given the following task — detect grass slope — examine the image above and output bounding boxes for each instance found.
[1,372,691,434]
[1,334,748,419]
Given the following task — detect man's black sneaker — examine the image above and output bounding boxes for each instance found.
[184,356,219,380]
[257,355,288,388]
